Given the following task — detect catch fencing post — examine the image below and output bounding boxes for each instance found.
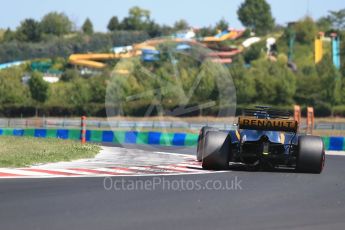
[294,105,301,124]
[81,116,86,144]
[306,107,314,134]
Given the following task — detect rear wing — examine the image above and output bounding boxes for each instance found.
[243,107,291,119]
[238,116,298,133]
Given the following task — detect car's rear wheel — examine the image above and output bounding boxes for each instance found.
[202,131,231,170]
[196,127,218,162]
[297,136,325,174]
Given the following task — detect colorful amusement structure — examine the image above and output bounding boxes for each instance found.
[314,32,341,69]
[67,29,245,69]
[0,29,342,73]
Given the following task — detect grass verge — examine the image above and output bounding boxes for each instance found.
[0,136,101,167]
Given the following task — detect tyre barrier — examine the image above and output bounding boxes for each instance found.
[322,136,345,151]
[0,128,198,147]
[0,128,344,150]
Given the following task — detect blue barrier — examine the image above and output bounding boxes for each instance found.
[56,129,69,139]
[328,137,344,151]
[172,133,186,146]
[102,131,114,142]
[34,129,46,138]
[0,128,344,150]
[148,132,161,145]
[125,131,138,144]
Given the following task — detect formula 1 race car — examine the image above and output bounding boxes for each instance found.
[196,106,325,173]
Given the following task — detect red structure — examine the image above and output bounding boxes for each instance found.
[306,107,315,134]
[294,105,301,125]
[81,116,86,144]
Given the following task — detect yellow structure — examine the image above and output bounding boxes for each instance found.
[68,38,199,69]
[203,30,243,42]
[314,33,324,64]
[68,52,141,69]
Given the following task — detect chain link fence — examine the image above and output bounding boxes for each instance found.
[1,118,344,132]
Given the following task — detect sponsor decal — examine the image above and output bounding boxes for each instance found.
[238,117,298,132]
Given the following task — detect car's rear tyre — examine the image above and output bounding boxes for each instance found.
[196,127,218,162]
[202,131,231,170]
[297,136,325,174]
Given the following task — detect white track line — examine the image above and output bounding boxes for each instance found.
[155,165,205,172]
[94,167,135,174]
[154,151,194,158]
[176,163,203,168]
[326,151,345,156]
[0,171,224,179]
[129,166,178,173]
[0,168,51,176]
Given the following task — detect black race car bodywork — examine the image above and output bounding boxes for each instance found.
[197,107,325,173]
[228,129,296,167]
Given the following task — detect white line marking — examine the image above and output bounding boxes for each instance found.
[0,169,51,176]
[36,168,92,175]
[326,151,345,156]
[93,167,133,174]
[129,166,177,173]
[155,165,204,172]
[154,151,194,158]
[0,170,223,179]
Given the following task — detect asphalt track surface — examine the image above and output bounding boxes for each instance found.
[1,145,345,230]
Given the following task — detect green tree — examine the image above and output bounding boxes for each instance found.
[107,16,120,32]
[243,58,296,105]
[0,68,29,104]
[316,55,342,106]
[2,28,16,42]
[40,12,73,36]
[60,69,80,82]
[28,72,49,116]
[317,16,332,32]
[82,18,94,35]
[89,75,106,103]
[243,41,264,64]
[215,18,229,31]
[237,0,275,35]
[294,55,343,110]
[67,79,91,112]
[294,65,321,106]
[293,17,317,44]
[146,20,162,37]
[16,19,42,42]
[229,57,256,104]
[328,9,345,29]
[173,19,189,31]
[121,6,151,30]
[195,26,216,37]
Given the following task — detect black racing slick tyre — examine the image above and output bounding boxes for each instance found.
[196,127,218,162]
[297,136,325,174]
[202,131,231,170]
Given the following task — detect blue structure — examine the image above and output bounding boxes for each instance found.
[332,35,341,70]
[0,127,344,150]
[0,61,24,70]
[215,30,228,38]
[141,49,160,62]
[176,43,191,51]
[0,128,198,147]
